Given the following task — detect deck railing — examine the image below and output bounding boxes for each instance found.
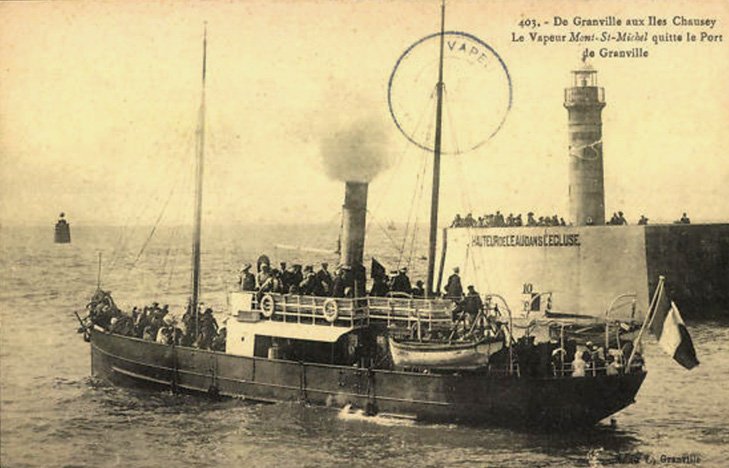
[251,293,369,328]
[366,296,453,330]
[243,291,455,331]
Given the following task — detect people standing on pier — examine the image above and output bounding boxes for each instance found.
[679,212,691,224]
[444,266,463,300]
[638,215,649,225]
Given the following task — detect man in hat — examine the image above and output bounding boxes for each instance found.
[280,264,295,292]
[331,266,346,297]
[462,285,483,325]
[444,266,463,301]
[239,264,256,291]
[390,267,412,294]
[199,308,219,349]
[315,262,333,295]
[527,212,537,226]
[292,264,304,290]
[411,280,425,298]
[300,265,324,296]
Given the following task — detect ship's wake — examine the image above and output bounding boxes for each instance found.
[336,404,417,427]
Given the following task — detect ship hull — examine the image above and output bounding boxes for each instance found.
[90,327,646,428]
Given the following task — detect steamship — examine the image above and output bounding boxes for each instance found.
[79,12,650,429]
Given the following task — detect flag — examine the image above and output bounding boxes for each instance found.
[648,283,699,370]
[371,258,386,279]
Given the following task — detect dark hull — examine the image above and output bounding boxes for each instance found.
[90,328,646,429]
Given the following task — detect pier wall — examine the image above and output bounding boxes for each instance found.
[644,224,729,315]
[443,223,729,318]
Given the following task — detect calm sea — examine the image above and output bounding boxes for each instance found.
[1,225,728,468]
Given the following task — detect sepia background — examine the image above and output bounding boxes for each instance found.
[1,0,727,229]
[1,1,728,467]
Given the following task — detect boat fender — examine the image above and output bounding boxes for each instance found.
[260,293,276,318]
[323,299,339,323]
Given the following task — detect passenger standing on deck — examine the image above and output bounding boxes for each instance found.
[292,264,304,289]
[572,351,587,377]
[369,272,390,297]
[270,269,284,293]
[462,285,483,327]
[257,264,272,290]
[300,265,324,296]
[199,308,218,349]
[281,264,295,292]
[391,267,412,294]
[239,264,256,291]
[316,262,333,295]
[411,280,425,297]
[331,266,345,297]
[444,267,463,300]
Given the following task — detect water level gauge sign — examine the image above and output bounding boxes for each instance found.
[388,31,512,154]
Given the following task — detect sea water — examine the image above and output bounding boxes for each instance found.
[1,225,728,468]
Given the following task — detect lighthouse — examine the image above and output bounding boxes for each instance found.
[564,63,606,226]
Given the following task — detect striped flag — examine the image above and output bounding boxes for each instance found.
[648,283,699,370]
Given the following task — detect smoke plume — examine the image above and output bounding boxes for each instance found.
[320,117,392,183]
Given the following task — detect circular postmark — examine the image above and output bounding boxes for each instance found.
[388,31,512,154]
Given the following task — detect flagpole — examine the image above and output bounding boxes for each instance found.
[627,275,665,369]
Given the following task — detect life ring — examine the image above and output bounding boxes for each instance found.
[260,293,275,318]
[323,298,339,323]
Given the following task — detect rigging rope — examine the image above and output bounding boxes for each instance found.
[443,88,494,294]
[397,123,432,270]
[366,209,406,259]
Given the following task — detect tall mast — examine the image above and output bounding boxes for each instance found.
[191,25,207,319]
[426,0,446,297]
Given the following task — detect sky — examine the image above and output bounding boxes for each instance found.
[1,0,728,228]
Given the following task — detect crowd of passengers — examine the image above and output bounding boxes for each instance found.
[237,261,431,299]
[87,296,226,351]
[502,334,644,379]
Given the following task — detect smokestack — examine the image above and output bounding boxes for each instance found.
[341,181,368,267]
[340,181,368,297]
